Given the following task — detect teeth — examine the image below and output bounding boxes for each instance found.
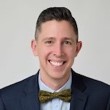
[50,61,64,66]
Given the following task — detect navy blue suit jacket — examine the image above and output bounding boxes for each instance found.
[0,70,110,110]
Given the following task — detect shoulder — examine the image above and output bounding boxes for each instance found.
[81,73,110,90]
[72,70,110,93]
[72,71,110,107]
[72,71,110,110]
[0,74,37,98]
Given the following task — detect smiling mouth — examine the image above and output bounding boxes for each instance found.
[49,60,66,67]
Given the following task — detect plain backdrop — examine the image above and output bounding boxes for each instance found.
[0,0,110,88]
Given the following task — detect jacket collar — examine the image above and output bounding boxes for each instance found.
[20,72,40,110]
[21,69,88,110]
[70,69,88,110]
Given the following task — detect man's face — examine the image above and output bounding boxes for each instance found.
[31,20,82,84]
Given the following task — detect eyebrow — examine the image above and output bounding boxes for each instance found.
[42,37,55,41]
[63,37,75,42]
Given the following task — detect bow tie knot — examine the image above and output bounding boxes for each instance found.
[39,89,71,103]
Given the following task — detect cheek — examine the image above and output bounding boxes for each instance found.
[65,48,76,58]
[37,47,50,58]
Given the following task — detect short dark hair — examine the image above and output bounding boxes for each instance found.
[35,7,78,41]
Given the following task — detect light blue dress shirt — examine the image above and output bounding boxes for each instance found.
[38,73,72,110]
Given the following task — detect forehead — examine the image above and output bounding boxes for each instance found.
[38,20,76,37]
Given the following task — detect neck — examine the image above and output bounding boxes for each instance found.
[40,74,71,90]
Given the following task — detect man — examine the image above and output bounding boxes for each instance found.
[0,7,110,110]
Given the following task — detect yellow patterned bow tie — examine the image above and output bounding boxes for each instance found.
[39,89,71,103]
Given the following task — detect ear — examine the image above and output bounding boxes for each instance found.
[75,41,82,57]
[31,40,38,56]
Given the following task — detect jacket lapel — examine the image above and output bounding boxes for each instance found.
[20,73,40,110]
[20,92,40,110]
[70,70,88,110]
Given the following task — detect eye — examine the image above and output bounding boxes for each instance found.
[45,40,53,45]
[64,40,72,45]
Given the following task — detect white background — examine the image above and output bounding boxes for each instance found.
[0,0,110,88]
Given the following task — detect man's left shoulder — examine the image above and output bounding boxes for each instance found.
[73,71,110,92]
[80,73,110,92]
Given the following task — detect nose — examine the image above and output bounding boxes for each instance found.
[53,43,64,57]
